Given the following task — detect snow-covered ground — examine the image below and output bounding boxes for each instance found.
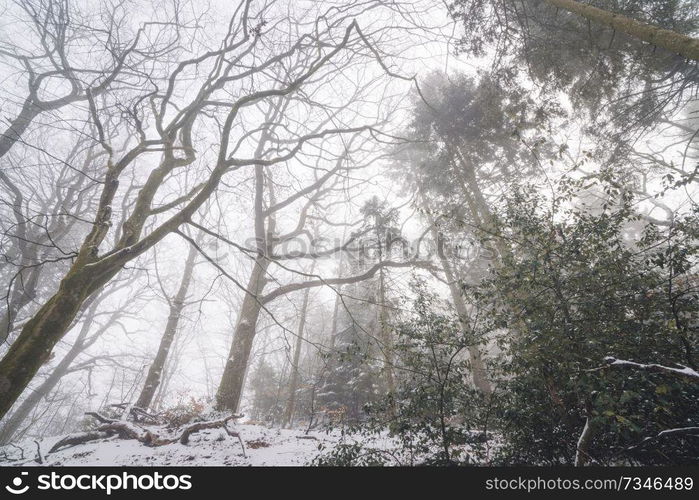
[0,424,344,466]
[0,420,493,466]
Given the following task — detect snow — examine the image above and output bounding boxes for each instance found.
[603,356,699,379]
[1,423,497,466]
[675,366,699,378]
[1,424,343,467]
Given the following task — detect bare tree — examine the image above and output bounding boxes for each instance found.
[180,128,429,412]
[0,0,179,160]
[0,0,431,420]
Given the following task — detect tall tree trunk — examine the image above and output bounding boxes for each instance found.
[0,161,136,420]
[151,348,178,412]
[454,148,512,260]
[378,267,396,398]
[282,268,314,428]
[135,243,197,410]
[215,155,275,413]
[542,0,699,61]
[418,187,493,394]
[328,240,346,350]
[215,257,269,412]
[0,167,88,345]
[432,228,492,394]
[328,289,342,350]
[0,148,207,420]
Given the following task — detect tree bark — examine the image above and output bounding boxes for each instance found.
[0,345,79,444]
[0,297,103,444]
[215,257,269,412]
[0,267,108,419]
[135,243,197,410]
[542,0,699,61]
[215,159,273,413]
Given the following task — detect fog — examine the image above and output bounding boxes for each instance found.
[0,0,697,467]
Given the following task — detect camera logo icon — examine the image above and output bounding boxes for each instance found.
[5,472,29,495]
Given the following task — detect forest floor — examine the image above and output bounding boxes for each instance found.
[0,424,350,466]
[1,422,494,466]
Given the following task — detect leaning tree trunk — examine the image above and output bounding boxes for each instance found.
[542,0,699,61]
[282,270,313,428]
[0,147,207,420]
[215,257,269,412]
[0,346,75,444]
[0,297,104,444]
[420,192,493,394]
[0,230,81,344]
[135,243,197,410]
[0,266,107,419]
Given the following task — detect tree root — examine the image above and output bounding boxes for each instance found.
[178,415,247,457]
[33,440,43,464]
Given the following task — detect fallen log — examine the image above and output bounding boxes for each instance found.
[47,412,246,454]
[49,430,113,453]
[49,413,160,453]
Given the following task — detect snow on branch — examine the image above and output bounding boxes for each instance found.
[600,357,699,380]
[628,427,699,452]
